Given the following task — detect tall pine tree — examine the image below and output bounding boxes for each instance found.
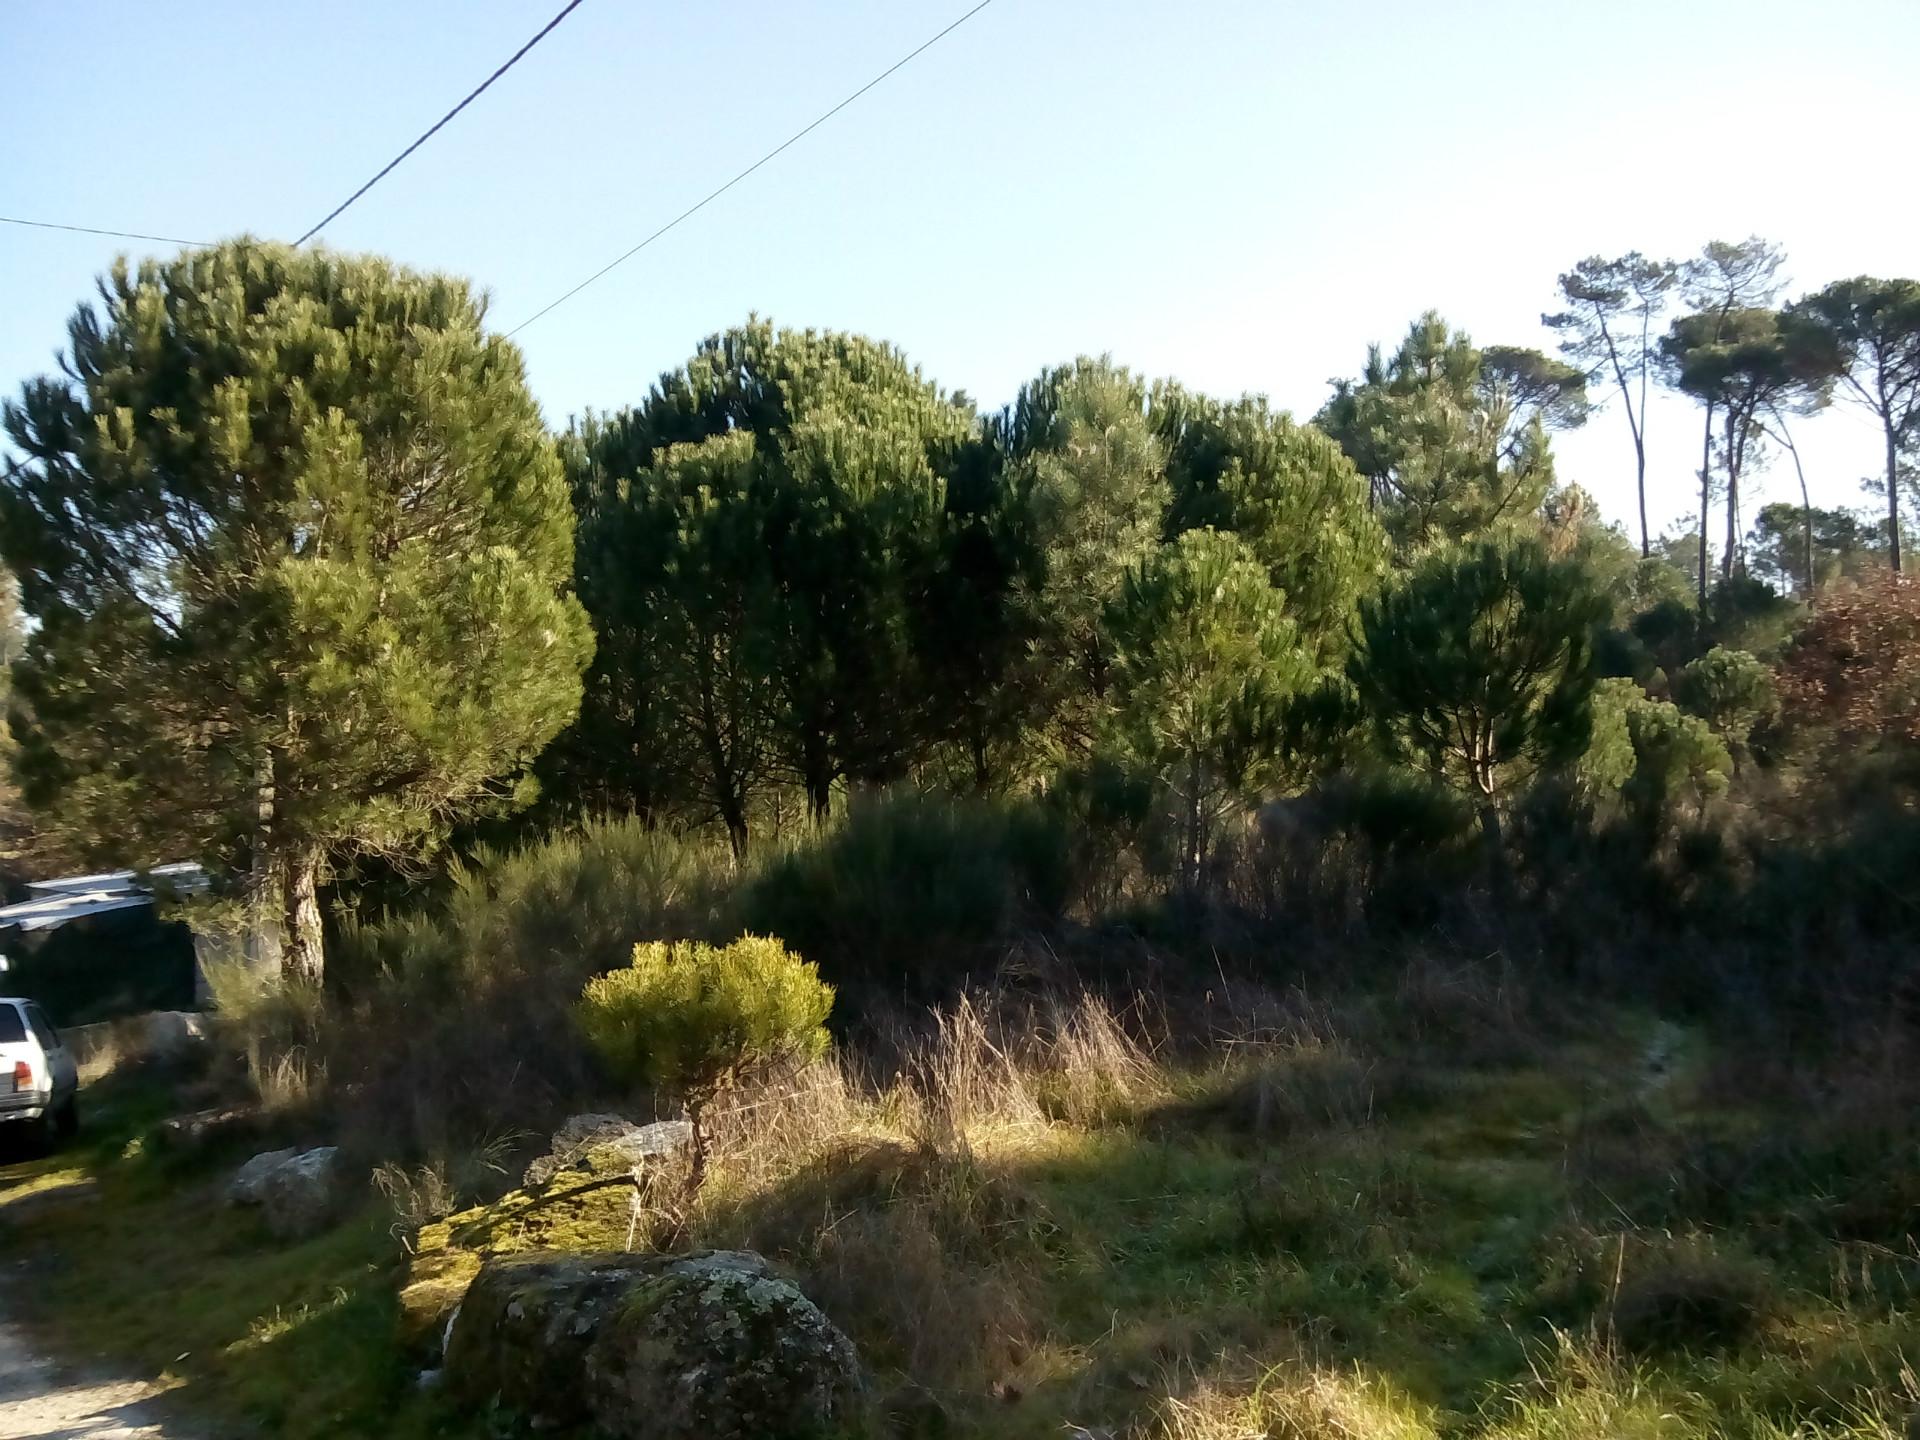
[1317,314,1585,555]
[1153,383,1385,665]
[566,320,973,825]
[0,241,592,981]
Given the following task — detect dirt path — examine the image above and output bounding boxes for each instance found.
[0,1315,191,1439]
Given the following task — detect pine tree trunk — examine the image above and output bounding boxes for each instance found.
[1636,308,1653,559]
[1473,748,1508,904]
[695,706,744,856]
[247,756,284,976]
[1697,402,1714,608]
[722,807,749,861]
[1781,424,1814,602]
[1889,422,1904,575]
[686,1101,709,1202]
[1478,798,1509,906]
[803,737,833,825]
[1183,748,1204,897]
[1635,429,1650,560]
[1721,410,1741,585]
[282,844,326,985]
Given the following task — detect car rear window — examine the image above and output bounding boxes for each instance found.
[0,1006,24,1044]
[24,1006,57,1050]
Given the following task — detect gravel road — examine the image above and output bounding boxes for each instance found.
[0,1313,190,1439]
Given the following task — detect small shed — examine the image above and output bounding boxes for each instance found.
[0,864,212,1023]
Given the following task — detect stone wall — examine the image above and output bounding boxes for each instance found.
[63,1009,210,1081]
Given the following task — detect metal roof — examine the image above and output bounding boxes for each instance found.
[0,863,209,934]
[24,862,207,898]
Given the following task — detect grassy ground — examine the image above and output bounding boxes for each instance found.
[3,989,1916,1440]
[0,1070,451,1439]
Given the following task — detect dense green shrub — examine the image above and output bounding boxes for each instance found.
[1349,537,1608,879]
[6,907,197,1025]
[307,819,740,1163]
[740,790,1068,995]
[1673,647,1777,762]
[1740,751,1920,945]
[1241,771,1479,934]
[335,817,739,996]
[1576,678,1730,834]
[1622,701,1731,835]
[578,935,833,1188]
[1040,757,1156,916]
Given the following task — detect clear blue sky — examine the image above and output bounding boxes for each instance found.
[5,0,1917,540]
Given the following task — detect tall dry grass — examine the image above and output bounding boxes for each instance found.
[1146,1360,1436,1440]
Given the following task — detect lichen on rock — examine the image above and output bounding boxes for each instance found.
[444,1249,863,1439]
[523,1113,694,1189]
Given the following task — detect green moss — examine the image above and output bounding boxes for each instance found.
[397,1166,652,1350]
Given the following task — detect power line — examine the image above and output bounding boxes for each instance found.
[292,0,588,246]
[0,214,208,248]
[505,0,997,338]
[7,2,588,254]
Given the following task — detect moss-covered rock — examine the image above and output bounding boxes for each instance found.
[396,1246,483,1357]
[398,1161,648,1357]
[444,1249,864,1439]
[444,1251,650,1431]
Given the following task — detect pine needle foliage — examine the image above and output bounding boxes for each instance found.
[0,238,592,980]
[577,935,834,1192]
[1350,537,1607,862]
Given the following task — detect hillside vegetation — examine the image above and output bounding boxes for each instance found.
[5,962,1918,1440]
[1,237,1918,1438]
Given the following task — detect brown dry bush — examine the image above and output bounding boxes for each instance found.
[671,993,1185,1398]
[1608,1250,1775,1356]
[1777,574,1920,749]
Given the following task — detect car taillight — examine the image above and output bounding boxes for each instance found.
[10,1061,28,1093]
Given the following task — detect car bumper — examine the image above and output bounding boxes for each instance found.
[0,1093,50,1123]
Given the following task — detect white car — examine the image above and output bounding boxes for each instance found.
[0,997,78,1145]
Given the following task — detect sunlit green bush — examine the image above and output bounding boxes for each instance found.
[578,935,833,1189]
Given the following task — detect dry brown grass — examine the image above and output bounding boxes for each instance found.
[371,1132,524,1229]
[1027,991,1169,1126]
[902,993,1049,1138]
[663,989,1186,1399]
[1142,1360,1437,1440]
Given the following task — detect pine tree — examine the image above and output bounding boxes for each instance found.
[1659,306,1818,592]
[1153,384,1385,665]
[0,240,592,981]
[1663,238,1789,603]
[1104,528,1310,891]
[1784,277,1920,573]
[996,358,1172,758]
[1543,253,1678,557]
[532,419,691,827]
[567,320,974,824]
[915,431,1045,793]
[1317,314,1585,555]
[1349,537,1606,878]
[633,431,779,856]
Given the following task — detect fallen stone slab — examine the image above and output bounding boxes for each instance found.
[225,1147,299,1207]
[522,1113,692,1189]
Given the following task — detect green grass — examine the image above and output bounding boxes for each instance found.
[4,1007,1918,1440]
[0,1070,452,1440]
